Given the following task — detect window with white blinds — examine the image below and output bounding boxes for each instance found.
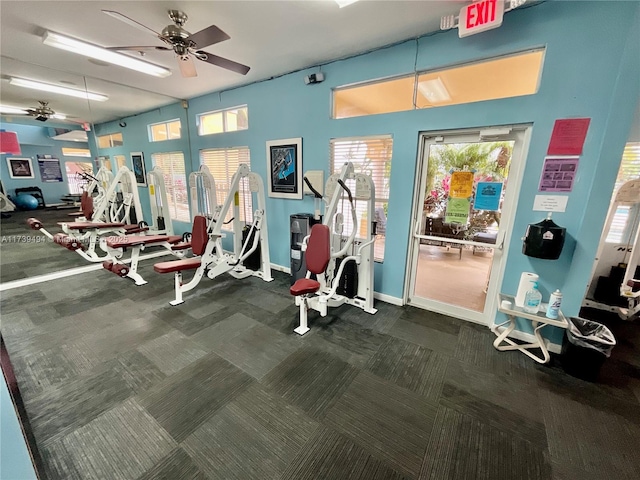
[330,135,393,262]
[606,143,640,243]
[151,152,190,222]
[114,155,126,170]
[199,147,253,225]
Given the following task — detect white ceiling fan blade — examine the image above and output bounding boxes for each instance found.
[178,56,197,78]
[102,10,162,38]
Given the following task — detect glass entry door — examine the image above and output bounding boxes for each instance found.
[406,126,530,325]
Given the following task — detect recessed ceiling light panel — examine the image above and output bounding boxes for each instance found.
[9,77,109,102]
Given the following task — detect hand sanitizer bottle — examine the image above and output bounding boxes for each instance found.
[523,282,542,314]
[546,289,562,319]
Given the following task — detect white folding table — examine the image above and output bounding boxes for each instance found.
[493,293,569,364]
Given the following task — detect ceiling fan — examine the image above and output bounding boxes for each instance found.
[0,101,65,122]
[102,9,250,78]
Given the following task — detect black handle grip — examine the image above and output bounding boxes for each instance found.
[337,179,353,204]
[303,176,323,199]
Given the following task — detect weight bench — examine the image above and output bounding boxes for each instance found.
[27,217,149,263]
[102,233,191,285]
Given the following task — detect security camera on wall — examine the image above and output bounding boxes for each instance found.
[304,72,325,85]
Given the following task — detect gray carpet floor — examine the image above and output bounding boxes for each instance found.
[1,244,640,479]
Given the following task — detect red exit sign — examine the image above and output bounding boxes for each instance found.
[458,0,505,38]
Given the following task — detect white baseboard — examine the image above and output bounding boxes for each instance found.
[270,263,291,274]
[374,292,404,306]
[491,325,562,354]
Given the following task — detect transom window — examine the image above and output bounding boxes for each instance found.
[198,105,248,136]
[61,147,91,157]
[333,49,545,119]
[330,135,393,262]
[96,132,123,149]
[149,119,181,142]
[199,147,253,224]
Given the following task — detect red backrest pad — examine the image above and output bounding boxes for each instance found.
[81,191,94,220]
[306,224,331,274]
[191,215,209,256]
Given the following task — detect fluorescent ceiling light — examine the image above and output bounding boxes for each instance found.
[51,114,67,120]
[43,31,172,78]
[9,77,109,102]
[418,77,452,104]
[335,0,359,8]
[0,105,28,115]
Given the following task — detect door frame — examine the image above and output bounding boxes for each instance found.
[403,124,532,326]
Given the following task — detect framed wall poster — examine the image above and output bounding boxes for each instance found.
[266,138,302,199]
[130,152,146,186]
[6,157,35,179]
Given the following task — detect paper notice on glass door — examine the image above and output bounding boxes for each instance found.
[538,156,579,192]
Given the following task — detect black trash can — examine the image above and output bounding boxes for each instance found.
[560,317,616,381]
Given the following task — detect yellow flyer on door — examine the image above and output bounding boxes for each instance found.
[449,171,474,198]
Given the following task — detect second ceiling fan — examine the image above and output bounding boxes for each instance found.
[103,9,250,78]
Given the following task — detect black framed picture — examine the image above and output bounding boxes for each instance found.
[266,138,302,199]
[130,152,146,186]
[7,157,35,179]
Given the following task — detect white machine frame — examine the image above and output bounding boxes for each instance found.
[293,162,377,335]
[190,164,218,220]
[584,179,640,320]
[164,163,273,305]
[147,166,173,235]
[0,180,16,214]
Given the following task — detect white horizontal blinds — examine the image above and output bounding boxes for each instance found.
[151,152,190,222]
[199,147,253,224]
[330,135,393,261]
[65,162,93,194]
[606,143,640,243]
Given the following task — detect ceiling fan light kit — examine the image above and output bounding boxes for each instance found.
[43,31,172,78]
[9,77,109,102]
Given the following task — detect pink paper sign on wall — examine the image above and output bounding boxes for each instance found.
[547,118,591,155]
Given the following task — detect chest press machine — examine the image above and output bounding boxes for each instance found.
[290,162,377,335]
[154,163,273,305]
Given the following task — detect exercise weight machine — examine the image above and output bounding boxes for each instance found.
[290,162,377,335]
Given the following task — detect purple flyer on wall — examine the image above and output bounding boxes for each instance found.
[538,156,579,192]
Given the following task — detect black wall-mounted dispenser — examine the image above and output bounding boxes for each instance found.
[522,213,566,260]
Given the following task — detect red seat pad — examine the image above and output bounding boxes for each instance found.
[81,191,94,220]
[290,278,321,296]
[106,234,183,249]
[60,221,125,230]
[154,257,202,274]
[123,224,149,233]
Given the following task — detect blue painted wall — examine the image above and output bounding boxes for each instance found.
[0,121,90,205]
[93,1,639,343]
[1,374,37,480]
